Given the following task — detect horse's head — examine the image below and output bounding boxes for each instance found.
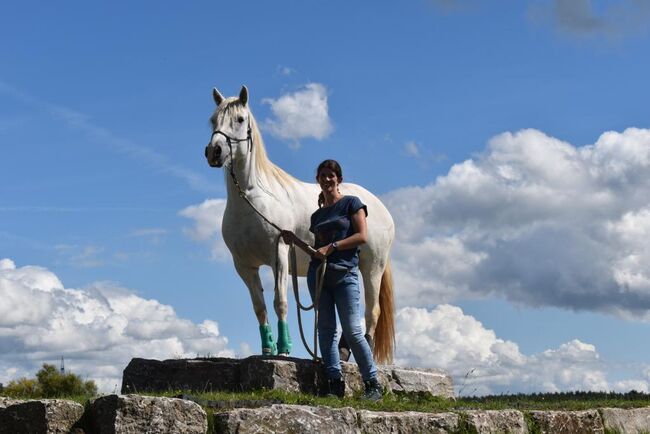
[205,85,252,168]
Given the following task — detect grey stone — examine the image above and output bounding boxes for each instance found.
[240,356,319,394]
[214,404,359,434]
[464,410,528,434]
[0,399,84,434]
[121,357,240,393]
[121,356,455,399]
[0,397,22,409]
[529,410,604,434]
[357,409,459,434]
[601,407,650,434]
[388,367,455,399]
[88,394,206,434]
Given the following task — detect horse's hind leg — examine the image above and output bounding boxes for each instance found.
[234,261,277,356]
[360,262,383,347]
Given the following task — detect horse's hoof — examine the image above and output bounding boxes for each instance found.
[278,352,290,357]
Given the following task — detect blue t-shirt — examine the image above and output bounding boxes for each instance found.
[309,195,368,269]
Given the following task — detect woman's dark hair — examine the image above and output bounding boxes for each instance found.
[316,159,343,208]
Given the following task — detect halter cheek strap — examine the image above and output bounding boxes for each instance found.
[211,120,252,178]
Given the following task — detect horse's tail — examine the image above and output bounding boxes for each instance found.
[374,258,395,364]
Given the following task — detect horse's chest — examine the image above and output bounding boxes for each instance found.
[222,210,274,259]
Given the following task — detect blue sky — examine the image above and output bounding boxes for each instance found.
[2,0,650,394]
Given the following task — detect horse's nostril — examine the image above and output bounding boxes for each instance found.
[215,146,222,157]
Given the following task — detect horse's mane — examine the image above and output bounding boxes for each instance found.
[211,98,298,187]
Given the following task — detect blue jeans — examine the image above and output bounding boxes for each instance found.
[307,263,378,382]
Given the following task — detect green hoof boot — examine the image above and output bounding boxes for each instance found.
[277,320,292,356]
[259,324,277,356]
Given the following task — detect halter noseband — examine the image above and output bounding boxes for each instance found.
[211,119,252,177]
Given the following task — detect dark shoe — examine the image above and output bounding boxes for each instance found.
[362,378,382,401]
[326,377,346,398]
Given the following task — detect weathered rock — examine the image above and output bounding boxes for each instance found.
[122,357,240,394]
[600,407,650,434]
[0,399,84,434]
[464,410,528,434]
[388,367,454,399]
[214,404,359,434]
[240,356,319,394]
[357,409,459,434]
[0,397,22,409]
[88,394,206,434]
[122,356,455,399]
[529,410,604,434]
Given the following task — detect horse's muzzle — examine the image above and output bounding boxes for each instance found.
[205,145,223,168]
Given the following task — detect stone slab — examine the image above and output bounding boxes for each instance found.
[0,399,84,434]
[88,394,207,434]
[529,409,604,434]
[464,410,528,434]
[214,404,359,434]
[122,356,454,399]
[357,409,459,434]
[601,407,650,434]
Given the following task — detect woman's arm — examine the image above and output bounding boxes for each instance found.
[316,208,368,257]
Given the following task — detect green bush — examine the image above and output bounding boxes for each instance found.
[3,364,97,399]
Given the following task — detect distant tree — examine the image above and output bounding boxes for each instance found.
[3,364,97,399]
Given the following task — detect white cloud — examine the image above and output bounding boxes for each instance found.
[179,199,229,262]
[404,141,420,157]
[384,128,650,320]
[531,0,650,38]
[0,258,237,392]
[262,83,333,148]
[276,65,296,76]
[395,305,645,395]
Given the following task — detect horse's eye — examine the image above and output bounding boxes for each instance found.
[237,116,244,123]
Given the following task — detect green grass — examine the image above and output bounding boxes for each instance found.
[143,389,650,413]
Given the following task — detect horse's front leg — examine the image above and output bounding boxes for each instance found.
[234,261,277,356]
[274,242,292,356]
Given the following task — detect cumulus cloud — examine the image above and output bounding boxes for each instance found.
[0,258,236,392]
[262,83,333,148]
[179,198,229,262]
[395,305,646,395]
[384,128,650,320]
[531,0,650,37]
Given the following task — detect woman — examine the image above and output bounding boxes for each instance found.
[307,159,382,401]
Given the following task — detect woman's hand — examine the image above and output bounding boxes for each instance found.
[315,244,333,260]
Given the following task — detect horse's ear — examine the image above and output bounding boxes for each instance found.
[213,88,225,106]
[239,85,249,106]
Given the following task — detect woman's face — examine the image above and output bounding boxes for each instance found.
[317,168,341,195]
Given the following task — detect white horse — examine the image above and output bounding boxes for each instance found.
[204,86,396,363]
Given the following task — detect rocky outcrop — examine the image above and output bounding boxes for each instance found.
[601,407,650,434]
[529,409,604,434]
[88,394,207,434]
[0,399,84,434]
[122,356,455,399]
[464,410,528,434]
